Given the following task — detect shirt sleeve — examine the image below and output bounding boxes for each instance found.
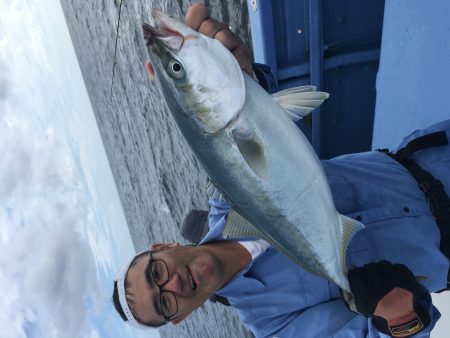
[271,298,440,338]
[208,198,231,229]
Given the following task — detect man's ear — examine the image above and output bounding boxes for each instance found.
[171,314,188,325]
[150,242,180,251]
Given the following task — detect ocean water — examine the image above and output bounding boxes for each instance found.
[59,0,254,337]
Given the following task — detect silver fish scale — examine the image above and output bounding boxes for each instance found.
[189,75,348,290]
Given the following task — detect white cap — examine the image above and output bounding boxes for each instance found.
[114,250,152,330]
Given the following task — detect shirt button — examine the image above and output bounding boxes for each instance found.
[403,207,410,212]
[356,215,363,221]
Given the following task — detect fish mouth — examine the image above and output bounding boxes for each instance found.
[142,9,184,50]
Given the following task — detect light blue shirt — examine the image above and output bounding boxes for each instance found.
[199,120,450,338]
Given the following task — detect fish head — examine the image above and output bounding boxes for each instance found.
[143,9,245,134]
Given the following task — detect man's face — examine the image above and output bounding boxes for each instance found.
[125,244,226,325]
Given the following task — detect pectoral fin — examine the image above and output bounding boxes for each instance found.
[232,126,267,179]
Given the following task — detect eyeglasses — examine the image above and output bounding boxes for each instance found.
[145,251,179,323]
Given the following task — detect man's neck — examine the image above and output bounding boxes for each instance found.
[202,240,251,288]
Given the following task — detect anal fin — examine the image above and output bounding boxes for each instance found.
[223,209,271,242]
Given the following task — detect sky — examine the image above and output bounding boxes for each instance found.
[0,0,159,337]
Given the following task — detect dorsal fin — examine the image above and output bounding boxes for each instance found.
[272,86,330,121]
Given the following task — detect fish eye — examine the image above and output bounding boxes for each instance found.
[168,61,184,79]
[172,63,181,72]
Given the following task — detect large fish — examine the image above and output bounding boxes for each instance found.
[142,9,364,292]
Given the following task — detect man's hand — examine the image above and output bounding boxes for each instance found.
[185,3,253,75]
[348,261,430,337]
[146,3,253,80]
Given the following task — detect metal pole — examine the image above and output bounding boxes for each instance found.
[309,0,324,156]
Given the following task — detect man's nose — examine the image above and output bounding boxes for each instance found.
[162,273,183,294]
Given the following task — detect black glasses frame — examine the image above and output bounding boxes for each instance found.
[146,251,179,323]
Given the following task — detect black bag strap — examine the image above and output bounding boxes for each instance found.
[377,130,450,291]
[395,157,450,256]
[395,131,448,161]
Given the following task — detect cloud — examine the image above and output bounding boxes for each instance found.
[0,61,11,101]
[0,2,143,338]
[0,103,100,337]
[89,329,101,338]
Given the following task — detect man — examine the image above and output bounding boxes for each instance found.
[113,4,450,337]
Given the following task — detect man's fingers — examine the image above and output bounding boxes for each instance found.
[215,29,253,75]
[185,3,209,30]
[185,3,253,75]
[198,18,229,38]
[199,19,254,72]
[232,46,253,75]
[215,29,241,51]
